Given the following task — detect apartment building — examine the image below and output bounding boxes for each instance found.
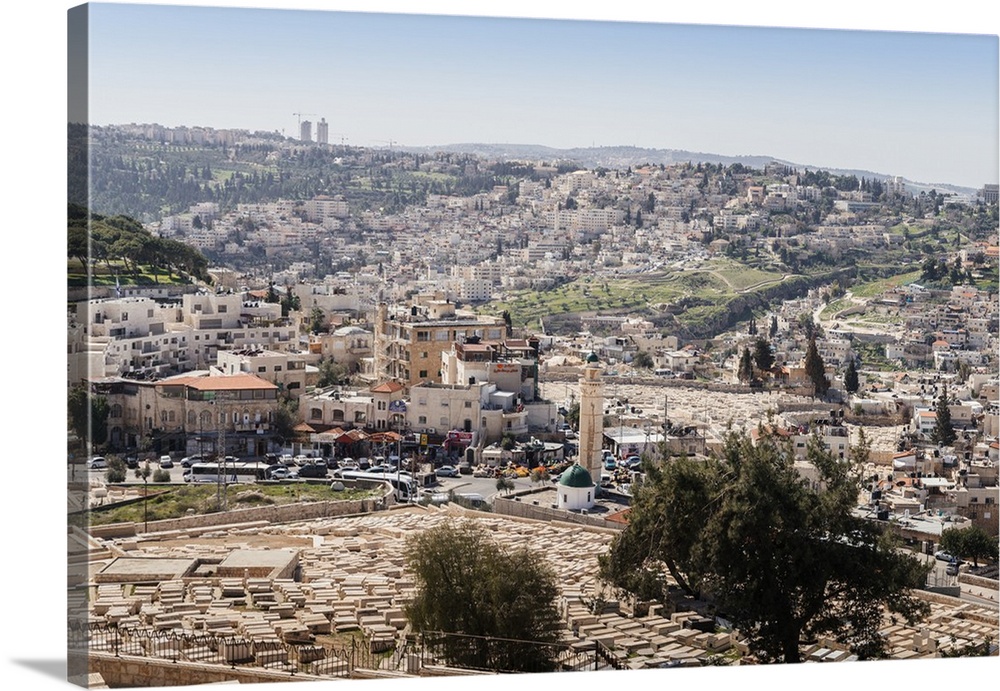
[371,298,508,389]
[71,292,299,382]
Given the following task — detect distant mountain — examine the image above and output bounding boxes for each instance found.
[404,143,979,197]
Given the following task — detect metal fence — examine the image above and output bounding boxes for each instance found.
[69,622,627,677]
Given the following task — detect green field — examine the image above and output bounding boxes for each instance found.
[850,270,922,298]
[80,483,379,527]
[67,259,192,288]
[482,259,788,329]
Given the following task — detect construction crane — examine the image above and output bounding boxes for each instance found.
[374,138,396,150]
[293,112,317,127]
[331,133,349,145]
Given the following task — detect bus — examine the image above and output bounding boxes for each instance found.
[330,469,418,502]
[184,461,269,484]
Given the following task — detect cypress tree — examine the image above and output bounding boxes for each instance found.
[805,336,829,398]
[844,357,860,394]
[932,385,957,446]
[738,347,754,383]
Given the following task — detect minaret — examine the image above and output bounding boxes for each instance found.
[374,298,388,382]
[578,352,605,494]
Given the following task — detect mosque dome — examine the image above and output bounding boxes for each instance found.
[558,463,595,488]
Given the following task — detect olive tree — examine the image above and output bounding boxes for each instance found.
[599,430,930,663]
[405,521,564,672]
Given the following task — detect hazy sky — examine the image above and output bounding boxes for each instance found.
[82,2,998,189]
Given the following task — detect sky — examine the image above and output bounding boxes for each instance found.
[79,1,999,189]
[2,3,999,691]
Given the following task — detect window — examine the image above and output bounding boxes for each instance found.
[421,352,429,359]
[218,305,227,313]
[418,416,427,424]
[464,401,472,408]
[440,401,449,407]
[310,408,323,420]
[419,370,428,378]
[258,366,267,372]
[417,331,430,342]
[440,417,449,427]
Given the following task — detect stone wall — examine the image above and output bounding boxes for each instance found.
[493,494,620,530]
[87,652,324,687]
[88,483,393,539]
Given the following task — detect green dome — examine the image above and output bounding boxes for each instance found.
[586,351,599,363]
[558,463,595,488]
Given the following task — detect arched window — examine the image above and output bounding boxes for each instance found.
[332,410,345,422]
[310,408,323,421]
[187,410,196,426]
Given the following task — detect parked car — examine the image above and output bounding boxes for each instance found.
[297,462,329,479]
[268,466,291,480]
[181,454,205,468]
[946,561,962,576]
[159,455,174,469]
[125,454,139,469]
[87,456,108,470]
[436,465,460,478]
[935,550,956,562]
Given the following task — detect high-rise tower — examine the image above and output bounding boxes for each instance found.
[577,352,605,493]
[300,120,312,142]
[316,118,329,145]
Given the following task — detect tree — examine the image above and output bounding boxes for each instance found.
[272,395,301,446]
[598,431,930,663]
[495,477,514,494]
[405,521,564,672]
[843,357,860,394]
[633,350,654,369]
[68,385,110,449]
[280,284,300,317]
[135,462,152,533]
[737,347,754,384]
[769,314,779,338]
[804,336,829,398]
[317,358,349,388]
[753,337,775,373]
[309,307,326,334]
[529,467,550,485]
[564,401,580,430]
[939,526,999,567]
[106,456,127,484]
[931,384,957,446]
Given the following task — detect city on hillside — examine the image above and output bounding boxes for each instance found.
[68,121,999,682]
